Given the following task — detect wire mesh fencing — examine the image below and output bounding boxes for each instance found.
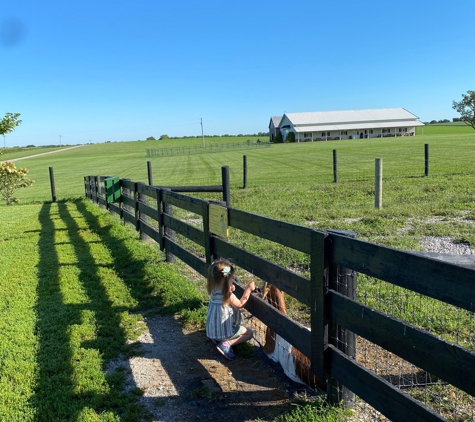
[146,140,270,158]
[335,270,475,422]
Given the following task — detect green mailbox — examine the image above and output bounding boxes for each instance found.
[105,177,121,203]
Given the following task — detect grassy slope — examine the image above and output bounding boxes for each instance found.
[4,132,475,205]
[0,146,64,160]
[3,132,475,251]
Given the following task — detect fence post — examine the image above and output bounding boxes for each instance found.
[222,166,230,207]
[89,176,94,200]
[157,188,165,251]
[134,182,140,232]
[333,150,338,183]
[243,155,247,189]
[48,167,56,202]
[85,176,90,200]
[310,230,327,385]
[122,178,131,225]
[202,201,213,267]
[147,161,153,185]
[136,182,148,241]
[90,176,95,202]
[98,176,107,209]
[424,144,429,177]
[94,176,100,205]
[161,188,175,263]
[375,158,382,209]
[326,229,358,407]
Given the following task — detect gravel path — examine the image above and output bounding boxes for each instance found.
[108,314,300,422]
[420,235,475,255]
[1,145,86,163]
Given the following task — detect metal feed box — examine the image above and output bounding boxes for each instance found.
[105,177,121,203]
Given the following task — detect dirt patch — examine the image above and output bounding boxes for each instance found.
[108,314,313,422]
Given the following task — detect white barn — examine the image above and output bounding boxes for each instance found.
[268,116,283,143]
[274,108,424,142]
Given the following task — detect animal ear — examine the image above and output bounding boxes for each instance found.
[262,285,270,300]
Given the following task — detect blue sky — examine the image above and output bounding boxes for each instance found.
[1,0,474,147]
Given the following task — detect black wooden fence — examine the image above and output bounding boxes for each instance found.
[84,174,475,422]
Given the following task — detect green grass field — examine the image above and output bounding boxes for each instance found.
[0,201,205,421]
[416,123,474,135]
[1,129,475,421]
[1,132,474,198]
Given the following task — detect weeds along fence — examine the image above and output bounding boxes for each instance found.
[84,173,475,422]
[146,140,271,157]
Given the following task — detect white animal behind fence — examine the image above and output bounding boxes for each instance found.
[256,283,326,391]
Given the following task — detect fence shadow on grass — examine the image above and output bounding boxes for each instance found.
[33,200,149,421]
[71,198,302,421]
[34,201,77,421]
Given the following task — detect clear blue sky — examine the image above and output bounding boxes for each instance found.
[2,0,474,147]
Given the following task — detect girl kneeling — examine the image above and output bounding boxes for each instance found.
[206,259,255,360]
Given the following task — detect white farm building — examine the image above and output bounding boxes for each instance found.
[269,108,425,142]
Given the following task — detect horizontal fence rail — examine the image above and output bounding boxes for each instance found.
[85,174,475,422]
[330,234,475,312]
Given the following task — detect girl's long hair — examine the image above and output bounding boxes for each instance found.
[207,259,235,305]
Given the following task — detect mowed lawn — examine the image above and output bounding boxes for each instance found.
[0,200,204,421]
[2,130,475,421]
[2,132,475,206]
[416,122,474,135]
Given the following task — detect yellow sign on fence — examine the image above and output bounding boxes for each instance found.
[209,204,229,239]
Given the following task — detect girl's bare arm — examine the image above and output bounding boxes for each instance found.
[230,281,255,309]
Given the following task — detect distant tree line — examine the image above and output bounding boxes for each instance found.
[423,118,463,124]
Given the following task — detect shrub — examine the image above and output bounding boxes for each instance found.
[286,131,296,143]
[275,132,283,143]
[0,161,35,205]
[146,136,156,141]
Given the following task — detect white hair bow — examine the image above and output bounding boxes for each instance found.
[221,266,231,276]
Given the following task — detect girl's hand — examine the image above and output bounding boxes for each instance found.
[248,281,255,291]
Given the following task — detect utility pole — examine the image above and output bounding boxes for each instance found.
[59,135,62,147]
[3,135,5,149]
[201,118,205,148]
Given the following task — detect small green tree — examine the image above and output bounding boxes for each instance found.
[0,112,22,137]
[0,161,35,205]
[146,136,156,141]
[452,90,475,131]
[159,134,169,140]
[274,131,283,143]
[286,131,295,143]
